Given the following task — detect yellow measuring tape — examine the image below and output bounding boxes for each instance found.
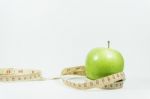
[59,66,125,89]
[0,66,125,90]
[0,68,43,81]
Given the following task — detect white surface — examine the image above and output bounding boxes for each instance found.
[0,0,150,99]
[0,79,150,99]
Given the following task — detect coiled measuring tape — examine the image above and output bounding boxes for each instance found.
[0,66,125,90]
[53,66,125,90]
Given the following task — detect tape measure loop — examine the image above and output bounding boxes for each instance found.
[61,66,125,90]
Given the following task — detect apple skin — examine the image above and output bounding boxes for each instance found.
[85,48,124,80]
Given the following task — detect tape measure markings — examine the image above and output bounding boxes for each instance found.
[0,66,125,90]
[0,68,42,82]
[60,66,125,89]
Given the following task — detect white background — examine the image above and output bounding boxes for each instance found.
[0,0,150,99]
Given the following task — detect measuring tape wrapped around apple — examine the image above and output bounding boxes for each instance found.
[0,41,125,90]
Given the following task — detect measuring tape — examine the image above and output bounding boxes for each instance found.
[59,66,125,89]
[0,68,43,81]
[0,66,125,90]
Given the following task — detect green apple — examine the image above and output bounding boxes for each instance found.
[85,42,124,80]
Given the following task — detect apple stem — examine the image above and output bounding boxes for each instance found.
[107,41,110,48]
